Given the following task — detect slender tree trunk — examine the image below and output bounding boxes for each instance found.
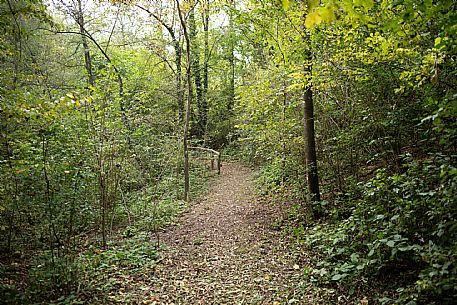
[227,1,235,112]
[202,0,210,139]
[282,79,287,181]
[228,53,235,111]
[303,84,320,202]
[135,5,184,199]
[77,0,94,87]
[175,39,184,122]
[227,0,235,111]
[300,7,321,216]
[303,59,321,217]
[176,0,192,201]
[189,7,204,137]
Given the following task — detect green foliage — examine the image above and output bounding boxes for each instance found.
[256,158,305,197]
[256,161,286,195]
[1,0,456,303]
[236,8,456,303]
[28,253,79,302]
[70,234,160,304]
[128,196,185,232]
[80,237,159,273]
[0,0,220,302]
[303,154,457,303]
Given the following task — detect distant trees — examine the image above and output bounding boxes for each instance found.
[0,0,240,258]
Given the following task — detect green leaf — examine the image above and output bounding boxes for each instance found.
[308,0,319,11]
[350,253,359,263]
[319,5,335,23]
[434,37,442,47]
[331,273,344,281]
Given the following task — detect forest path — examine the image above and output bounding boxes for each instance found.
[144,163,309,304]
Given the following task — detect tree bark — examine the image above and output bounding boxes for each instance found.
[202,0,210,138]
[227,0,235,112]
[189,7,204,137]
[77,0,94,87]
[303,84,320,202]
[303,58,321,218]
[176,0,192,201]
[175,39,184,123]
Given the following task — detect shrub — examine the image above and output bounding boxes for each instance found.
[304,153,457,304]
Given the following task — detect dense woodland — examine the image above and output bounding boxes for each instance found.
[1,0,456,304]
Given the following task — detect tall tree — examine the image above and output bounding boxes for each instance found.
[227,0,235,112]
[189,4,204,137]
[175,0,192,201]
[202,0,210,140]
[303,49,320,206]
[76,0,94,86]
[302,22,320,212]
[135,3,184,123]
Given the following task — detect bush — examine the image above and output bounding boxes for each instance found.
[256,157,306,196]
[28,252,79,302]
[303,153,457,304]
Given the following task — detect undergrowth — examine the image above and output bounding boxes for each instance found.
[238,148,457,304]
[295,153,457,304]
[0,161,216,304]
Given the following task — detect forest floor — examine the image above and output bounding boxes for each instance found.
[106,163,312,304]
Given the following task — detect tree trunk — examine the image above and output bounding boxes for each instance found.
[303,84,320,203]
[175,39,184,123]
[227,0,235,112]
[202,0,210,139]
[300,6,321,217]
[176,0,192,201]
[189,7,204,137]
[303,58,321,219]
[77,0,94,87]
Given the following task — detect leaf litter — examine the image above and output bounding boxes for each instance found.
[106,163,313,304]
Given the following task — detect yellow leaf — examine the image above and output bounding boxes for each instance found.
[434,37,442,47]
[287,82,304,91]
[305,10,322,28]
[319,5,334,23]
[15,169,24,174]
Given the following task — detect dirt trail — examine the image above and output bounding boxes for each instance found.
[148,163,309,304]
